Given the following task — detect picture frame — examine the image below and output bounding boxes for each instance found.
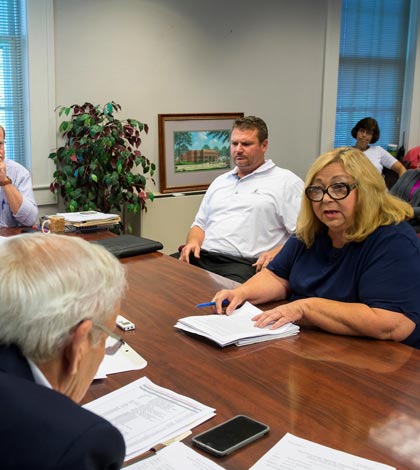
[158,112,244,193]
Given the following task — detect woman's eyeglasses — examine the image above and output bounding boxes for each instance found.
[305,182,357,202]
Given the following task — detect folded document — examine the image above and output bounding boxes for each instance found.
[95,338,147,379]
[175,301,299,347]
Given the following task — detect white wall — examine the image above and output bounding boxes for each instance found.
[29,0,420,245]
[26,0,56,207]
[141,193,204,254]
[48,0,337,244]
[52,0,332,181]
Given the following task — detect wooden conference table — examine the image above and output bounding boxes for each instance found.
[3,228,420,469]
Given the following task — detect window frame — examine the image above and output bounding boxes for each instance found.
[0,0,27,167]
[26,0,56,206]
[321,0,420,154]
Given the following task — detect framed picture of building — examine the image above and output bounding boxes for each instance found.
[158,112,244,193]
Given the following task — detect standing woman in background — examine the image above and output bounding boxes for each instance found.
[351,117,406,179]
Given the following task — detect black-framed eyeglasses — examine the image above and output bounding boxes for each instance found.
[93,321,125,355]
[305,182,357,202]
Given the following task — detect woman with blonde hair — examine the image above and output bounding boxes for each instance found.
[212,147,420,348]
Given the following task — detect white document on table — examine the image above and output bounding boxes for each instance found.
[250,433,395,470]
[84,377,215,460]
[94,339,147,379]
[56,210,119,223]
[124,442,226,470]
[175,301,299,347]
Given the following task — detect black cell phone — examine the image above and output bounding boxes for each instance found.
[192,415,269,457]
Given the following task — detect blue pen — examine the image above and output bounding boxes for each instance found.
[196,300,229,308]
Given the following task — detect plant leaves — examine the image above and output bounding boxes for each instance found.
[49,101,155,218]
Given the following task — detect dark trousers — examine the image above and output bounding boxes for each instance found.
[171,249,257,283]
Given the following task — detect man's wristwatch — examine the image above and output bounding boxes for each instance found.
[0,177,12,186]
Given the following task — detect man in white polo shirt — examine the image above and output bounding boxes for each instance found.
[179,116,303,283]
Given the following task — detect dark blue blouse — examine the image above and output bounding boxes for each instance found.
[267,222,420,348]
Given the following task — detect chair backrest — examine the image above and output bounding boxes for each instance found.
[390,170,420,233]
[403,146,420,170]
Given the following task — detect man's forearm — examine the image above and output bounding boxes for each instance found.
[3,184,23,215]
[186,226,205,246]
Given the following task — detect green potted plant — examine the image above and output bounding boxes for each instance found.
[49,101,155,232]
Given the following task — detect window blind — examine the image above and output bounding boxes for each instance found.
[0,0,27,167]
[334,0,411,149]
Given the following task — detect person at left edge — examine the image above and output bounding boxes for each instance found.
[0,233,127,469]
[0,125,38,227]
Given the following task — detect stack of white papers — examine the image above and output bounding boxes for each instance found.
[84,377,215,461]
[56,211,120,227]
[175,301,299,347]
[57,210,119,222]
[124,442,226,470]
[250,433,395,470]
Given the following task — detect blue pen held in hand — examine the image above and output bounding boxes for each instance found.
[196,300,229,308]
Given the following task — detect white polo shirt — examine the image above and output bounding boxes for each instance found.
[192,159,304,258]
[364,146,398,173]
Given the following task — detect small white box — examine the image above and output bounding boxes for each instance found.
[116,314,135,331]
